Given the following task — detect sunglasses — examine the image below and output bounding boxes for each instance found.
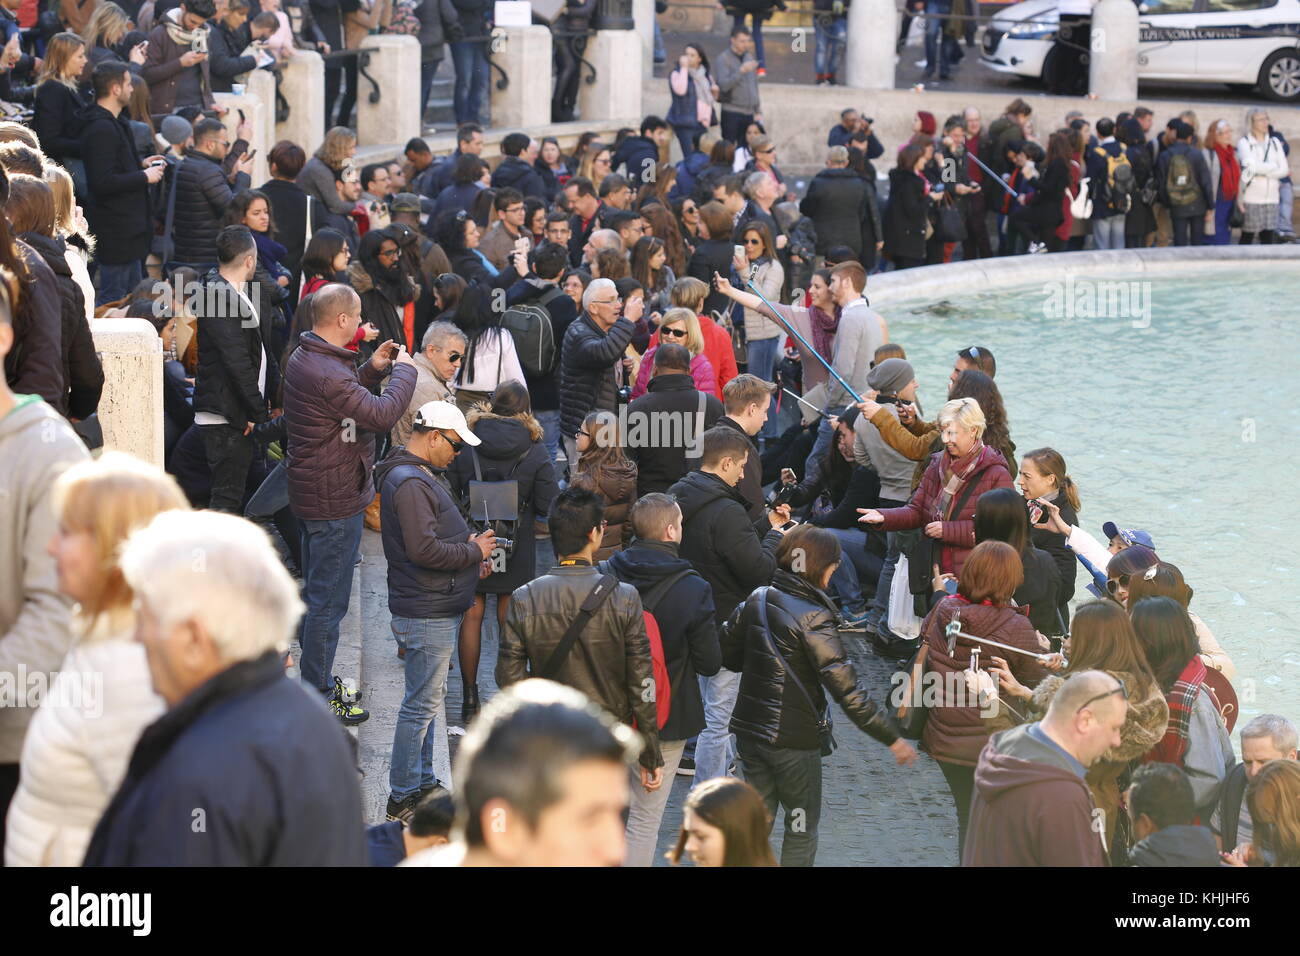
[1076,677,1128,715]
[443,351,463,363]
[661,326,687,338]
[1107,564,1158,594]
[744,238,762,245]
[438,432,464,452]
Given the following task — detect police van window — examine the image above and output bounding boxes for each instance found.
[1204,0,1276,10]
[1137,0,1197,13]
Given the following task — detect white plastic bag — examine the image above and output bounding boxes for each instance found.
[888,553,923,640]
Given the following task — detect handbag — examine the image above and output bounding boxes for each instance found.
[1229,197,1245,229]
[893,639,929,740]
[754,586,837,757]
[539,574,618,679]
[934,193,966,243]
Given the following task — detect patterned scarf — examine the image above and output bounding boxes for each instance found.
[1146,655,1206,766]
[808,303,839,360]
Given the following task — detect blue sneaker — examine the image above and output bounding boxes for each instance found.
[840,608,871,629]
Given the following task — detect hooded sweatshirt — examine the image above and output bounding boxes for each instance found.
[1129,824,1222,867]
[0,396,87,764]
[964,722,1107,867]
[602,539,721,740]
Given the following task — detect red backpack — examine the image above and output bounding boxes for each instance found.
[634,569,693,731]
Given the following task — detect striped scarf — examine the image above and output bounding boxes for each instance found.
[1146,655,1206,766]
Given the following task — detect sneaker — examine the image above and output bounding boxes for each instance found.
[1028,241,1047,254]
[333,675,362,703]
[841,608,872,629]
[331,696,369,725]
[916,59,928,68]
[386,793,419,824]
[676,755,696,777]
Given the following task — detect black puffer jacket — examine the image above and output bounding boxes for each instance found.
[375,446,483,619]
[497,564,662,771]
[602,539,721,741]
[723,571,899,751]
[557,312,634,438]
[19,232,102,420]
[669,468,781,624]
[3,243,66,410]
[172,148,252,268]
[490,156,546,200]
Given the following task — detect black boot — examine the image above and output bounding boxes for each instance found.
[461,683,480,725]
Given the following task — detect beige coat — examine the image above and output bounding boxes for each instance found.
[392,349,454,446]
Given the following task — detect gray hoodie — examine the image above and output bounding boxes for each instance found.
[854,406,916,503]
[0,396,87,763]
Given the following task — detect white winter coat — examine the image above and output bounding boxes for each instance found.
[4,612,164,867]
[1237,134,1289,206]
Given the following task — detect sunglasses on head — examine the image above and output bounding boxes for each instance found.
[1076,677,1128,715]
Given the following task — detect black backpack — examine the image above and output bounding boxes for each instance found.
[501,286,566,377]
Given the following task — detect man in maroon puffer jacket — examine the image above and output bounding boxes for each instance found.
[283,283,417,721]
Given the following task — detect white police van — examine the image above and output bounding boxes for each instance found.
[981,0,1300,101]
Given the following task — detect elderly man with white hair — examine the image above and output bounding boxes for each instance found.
[82,511,367,866]
[393,321,468,447]
[1212,713,1297,857]
[557,276,635,473]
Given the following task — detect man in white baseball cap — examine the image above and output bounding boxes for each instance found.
[373,399,493,822]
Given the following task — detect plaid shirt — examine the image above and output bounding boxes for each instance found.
[1146,655,1206,766]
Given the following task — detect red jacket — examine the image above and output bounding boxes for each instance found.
[964,725,1108,867]
[877,443,1013,577]
[919,596,1047,766]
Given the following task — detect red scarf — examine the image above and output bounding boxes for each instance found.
[1146,655,1207,766]
[809,303,839,361]
[1214,142,1241,200]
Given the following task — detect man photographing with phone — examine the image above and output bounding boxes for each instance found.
[284,283,418,723]
[144,0,220,119]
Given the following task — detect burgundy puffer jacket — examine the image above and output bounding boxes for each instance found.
[919,595,1048,766]
[877,443,1013,578]
[283,332,417,521]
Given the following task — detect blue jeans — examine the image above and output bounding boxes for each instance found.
[96,259,143,307]
[746,335,781,441]
[826,527,881,613]
[814,16,848,78]
[804,417,834,482]
[1278,180,1294,235]
[389,614,460,799]
[924,0,955,78]
[693,667,742,787]
[653,19,666,63]
[536,408,561,469]
[733,14,767,68]
[450,40,489,125]
[1092,214,1126,250]
[297,513,364,694]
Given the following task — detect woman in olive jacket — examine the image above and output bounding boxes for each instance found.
[722,525,916,867]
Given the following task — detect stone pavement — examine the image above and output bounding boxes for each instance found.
[354,530,956,866]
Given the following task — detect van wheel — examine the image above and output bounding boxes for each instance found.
[1258,49,1300,102]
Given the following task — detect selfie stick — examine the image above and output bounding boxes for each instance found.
[966,152,1018,199]
[945,618,1064,665]
[782,387,832,419]
[742,275,863,404]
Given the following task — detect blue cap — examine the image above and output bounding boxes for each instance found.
[1101,521,1155,551]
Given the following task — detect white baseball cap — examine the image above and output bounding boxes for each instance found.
[412,401,480,446]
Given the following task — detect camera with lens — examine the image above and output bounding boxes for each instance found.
[191,27,208,55]
[874,393,905,406]
[766,481,797,510]
[616,385,632,405]
[476,521,514,558]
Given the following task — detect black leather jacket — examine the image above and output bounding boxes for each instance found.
[722,569,899,751]
[497,564,662,770]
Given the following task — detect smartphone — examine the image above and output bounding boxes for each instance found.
[237,108,246,123]
[778,520,798,532]
[944,578,959,595]
[246,149,258,161]
[733,244,744,261]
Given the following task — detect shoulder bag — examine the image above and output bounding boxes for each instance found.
[539,573,618,679]
[754,586,837,756]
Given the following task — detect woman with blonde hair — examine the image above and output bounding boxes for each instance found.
[1237,108,1289,245]
[33,33,88,171]
[82,2,146,75]
[569,410,637,561]
[1225,760,1300,866]
[44,165,96,320]
[298,126,360,214]
[577,144,612,186]
[630,307,716,399]
[4,453,188,867]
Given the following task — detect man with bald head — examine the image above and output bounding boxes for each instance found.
[283,283,418,722]
[964,670,1128,866]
